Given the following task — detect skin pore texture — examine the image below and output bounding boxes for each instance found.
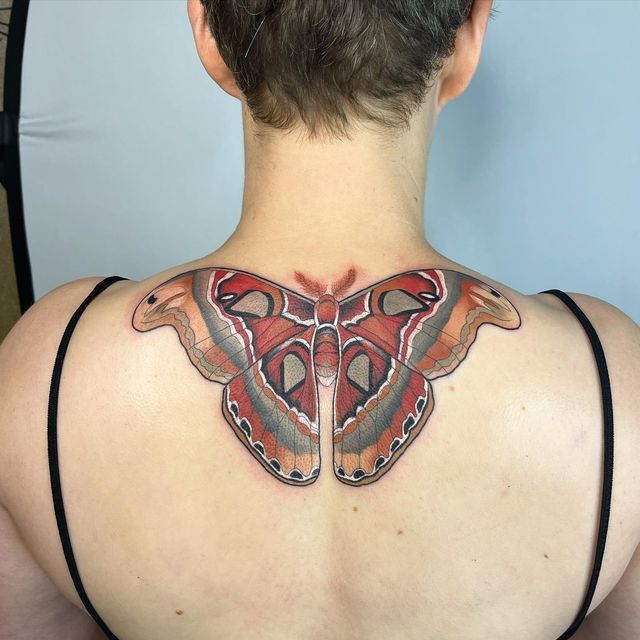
[0,1,638,639]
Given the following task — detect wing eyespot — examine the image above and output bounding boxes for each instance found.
[379,289,429,316]
[346,351,371,394]
[281,353,307,395]
[223,290,275,318]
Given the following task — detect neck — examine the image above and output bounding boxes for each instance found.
[212,100,447,277]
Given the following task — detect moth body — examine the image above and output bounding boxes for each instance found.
[312,294,340,386]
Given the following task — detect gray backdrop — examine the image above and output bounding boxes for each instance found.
[18,0,640,320]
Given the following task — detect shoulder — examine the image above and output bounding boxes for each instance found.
[0,277,114,640]
[0,277,115,507]
[565,293,640,533]
[562,292,639,336]
[548,291,640,433]
[537,291,639,371]
[535,291,640,622]
[536,289,640,507]
[563,292,640,389]
[0,277,108,353]
[0,276,113,372]
[0,277,110,397]
[565,290,640,431]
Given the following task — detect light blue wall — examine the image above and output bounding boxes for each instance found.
[19,0,639,320]
[428,1,640,320]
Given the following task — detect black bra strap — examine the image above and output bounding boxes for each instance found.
[540,289,615,640]
[47,276,128,640]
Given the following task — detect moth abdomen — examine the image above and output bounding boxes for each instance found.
[313,325,339,387]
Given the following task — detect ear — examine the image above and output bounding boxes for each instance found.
[186,0,244,100]
[436,0,493,110]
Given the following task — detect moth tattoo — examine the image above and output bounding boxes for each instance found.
[132,268,521,486]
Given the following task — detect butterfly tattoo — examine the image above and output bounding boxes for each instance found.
[132,268,521,486]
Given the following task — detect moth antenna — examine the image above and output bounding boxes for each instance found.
[331,267,357,298]
[294,271,327,298]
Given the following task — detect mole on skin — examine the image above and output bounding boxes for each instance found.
[352,506,358,512]
[175,609,184,615]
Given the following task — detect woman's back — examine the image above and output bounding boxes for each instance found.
[1,0,639,637]
[1,254,638,640]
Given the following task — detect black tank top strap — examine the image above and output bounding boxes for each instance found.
[47,276,128,640]
[539,289,615,639]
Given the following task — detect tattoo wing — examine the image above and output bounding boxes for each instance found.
[132,268,320,485]
[334,269,521,485]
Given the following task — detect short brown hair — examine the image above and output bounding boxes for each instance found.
[201,0,474,141]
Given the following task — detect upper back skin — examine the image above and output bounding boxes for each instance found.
[0,255,639,640]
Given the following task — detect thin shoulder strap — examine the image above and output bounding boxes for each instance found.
[539,289,615,640]
[47,276,127,640]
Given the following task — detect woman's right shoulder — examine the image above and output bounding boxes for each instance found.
[538,290,640,510]
[533,290,639,374]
